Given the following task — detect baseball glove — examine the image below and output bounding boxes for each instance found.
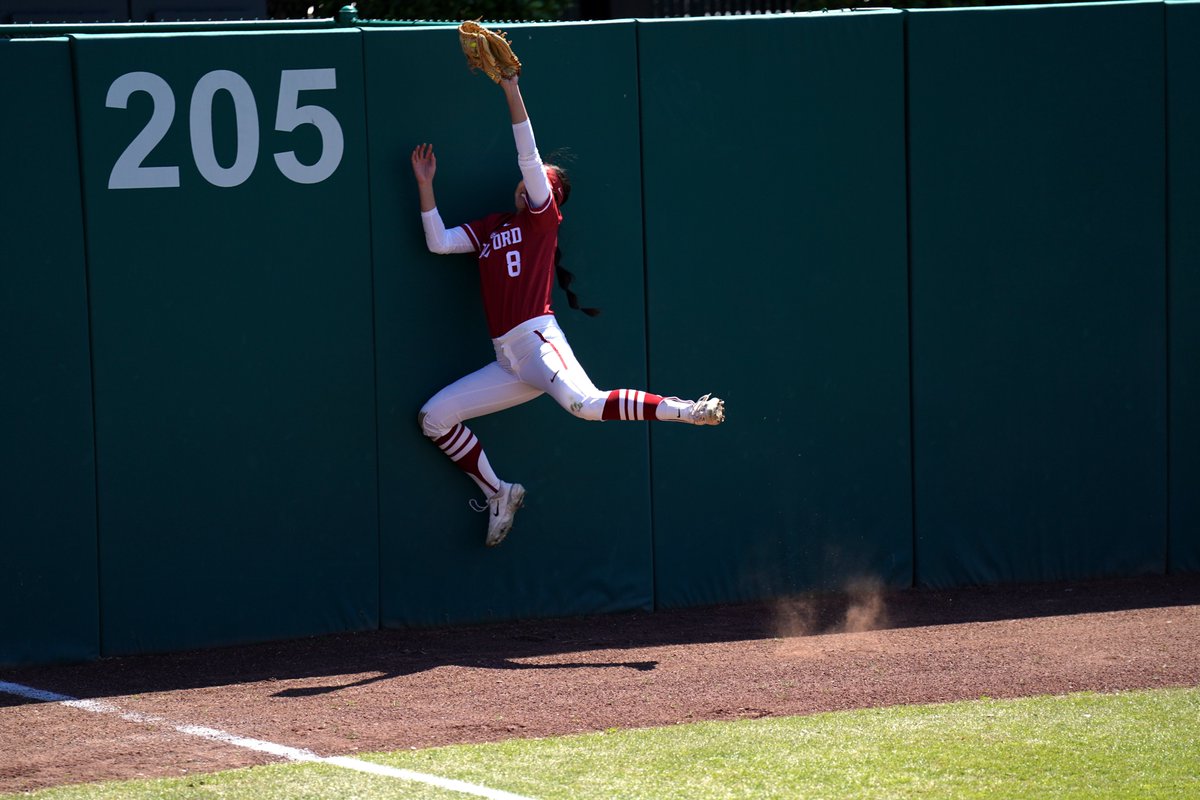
[458,20,522,84]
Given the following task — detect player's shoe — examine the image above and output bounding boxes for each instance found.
[485,481,526,547]
[688,394,725,425]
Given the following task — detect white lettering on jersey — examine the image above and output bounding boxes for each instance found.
[490,226,523,252]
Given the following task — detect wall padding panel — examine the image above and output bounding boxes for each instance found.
[0,37,99,666]
[1168,0,1200,574]
[72,30,379,654]
[366,22,654,626]
[640,12,914,606]
[908,2,1168,586]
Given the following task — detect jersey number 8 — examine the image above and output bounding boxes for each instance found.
[506,250,521,277]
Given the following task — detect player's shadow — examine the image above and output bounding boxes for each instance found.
[272,657,658,698]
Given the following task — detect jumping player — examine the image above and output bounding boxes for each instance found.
[411,73,725,547]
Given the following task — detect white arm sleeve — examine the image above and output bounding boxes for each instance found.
[513,119,553,210]
[421,208,475,254]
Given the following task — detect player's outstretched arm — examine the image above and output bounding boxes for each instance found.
[411,143,438,213]
[502,76,552,210]
[500,75,528,125]
[411,142,474,255]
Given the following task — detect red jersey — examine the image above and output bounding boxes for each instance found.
[462,194,562,338]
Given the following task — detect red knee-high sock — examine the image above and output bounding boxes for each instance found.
[602,390,663,421]
[433,424,500,496]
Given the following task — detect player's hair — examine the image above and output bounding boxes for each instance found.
[546,165,599,318]
[554,248,600,317]
[546,164,572,206]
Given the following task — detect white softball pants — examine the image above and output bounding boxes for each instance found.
[418,315,614,439]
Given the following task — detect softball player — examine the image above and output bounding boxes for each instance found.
[411,74,725,547]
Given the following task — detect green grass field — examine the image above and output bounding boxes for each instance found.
[9,687,1199,800]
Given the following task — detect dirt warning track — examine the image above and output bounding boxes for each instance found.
[3,574,1198,794]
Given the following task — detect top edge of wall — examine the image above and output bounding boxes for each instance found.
[1,1,1180,38]
[908,0,1163,13]
[631,9,903,23]
[0,18,337,36]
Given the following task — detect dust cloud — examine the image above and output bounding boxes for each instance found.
[770,576,890,639]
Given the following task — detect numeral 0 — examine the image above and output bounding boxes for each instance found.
[190,70,258,188]
[106,68,344,190]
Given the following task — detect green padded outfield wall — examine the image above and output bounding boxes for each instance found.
[71,30,379,654]
[0,38,99,666]
[4,4,1191,664]
[908,2,1168,587]
[1168,1,1200,573]
[639,13,913,607]
[365,22,654,626]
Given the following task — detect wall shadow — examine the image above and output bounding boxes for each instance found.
[1,572,1196,705]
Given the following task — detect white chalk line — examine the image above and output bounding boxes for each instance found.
[0,680,534,800]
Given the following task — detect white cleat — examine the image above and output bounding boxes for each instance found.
[689,393,726,425]
[485,481,526,547]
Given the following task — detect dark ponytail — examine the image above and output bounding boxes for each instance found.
[545,163,599,318]
[555,247,600,317]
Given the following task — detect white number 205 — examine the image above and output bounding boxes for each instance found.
[106,68,344,190]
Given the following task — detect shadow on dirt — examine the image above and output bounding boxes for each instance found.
[2,573,1197,704]
[272,657,659,698]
